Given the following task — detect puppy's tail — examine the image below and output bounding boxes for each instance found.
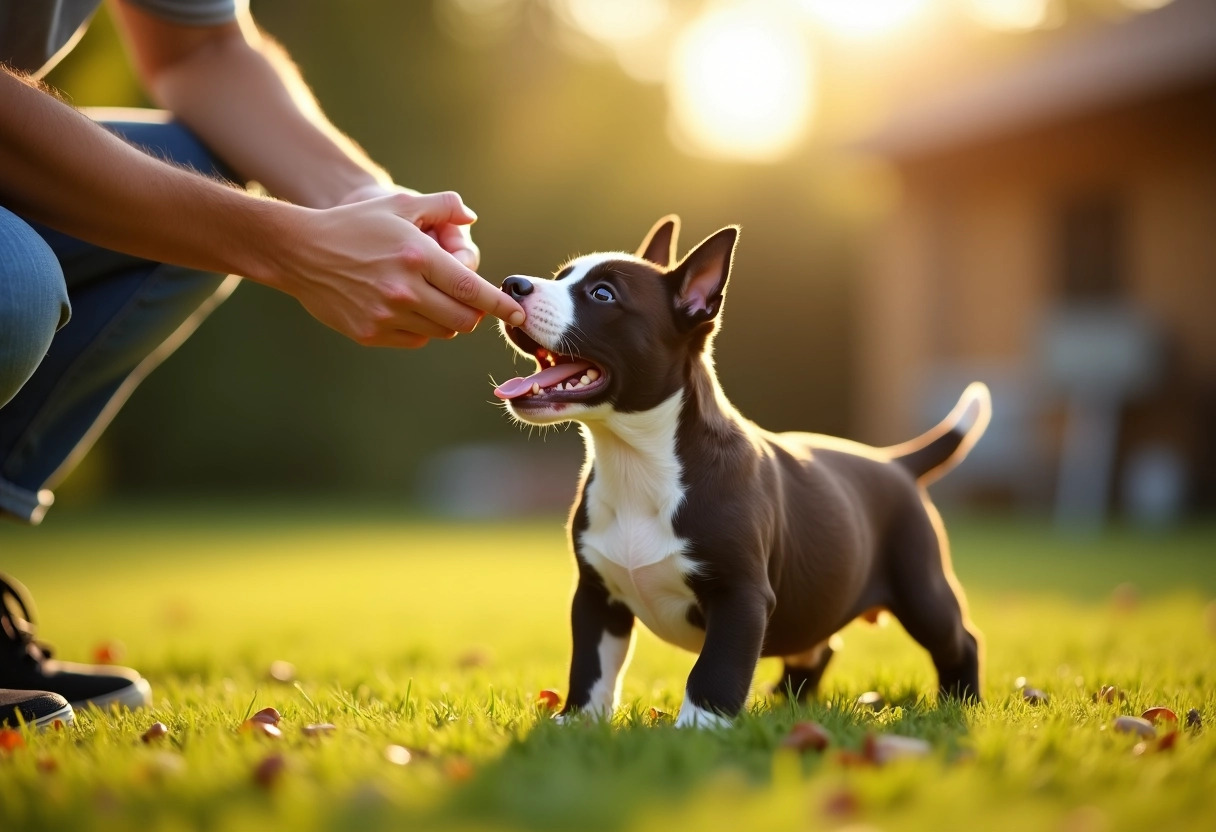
[887,382,991,485]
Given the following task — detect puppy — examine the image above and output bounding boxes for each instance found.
[494,217,989,727]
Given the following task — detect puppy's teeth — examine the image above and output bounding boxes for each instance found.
[531,383,540,395]
[586,369,600,381]
[580,375,590,385]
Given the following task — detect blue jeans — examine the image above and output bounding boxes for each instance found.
[0,112,239,524]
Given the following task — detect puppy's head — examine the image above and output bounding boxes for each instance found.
[495,216,738,425]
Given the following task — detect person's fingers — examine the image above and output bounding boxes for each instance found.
[436,222,480,270]
[417,240,524,324]
[390,190,476,229]
[404,282,487,333]
[388,309,461,340]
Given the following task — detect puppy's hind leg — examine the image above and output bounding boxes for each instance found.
[886,501,983,703]
[774,641,835,702]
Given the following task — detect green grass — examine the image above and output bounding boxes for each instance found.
[1,504,1214,832]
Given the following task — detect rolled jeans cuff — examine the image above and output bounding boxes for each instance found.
[0,475,54,525]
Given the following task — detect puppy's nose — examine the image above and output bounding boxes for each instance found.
[502,275,534,300]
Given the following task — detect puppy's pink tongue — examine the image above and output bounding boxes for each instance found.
[494,361,592,400]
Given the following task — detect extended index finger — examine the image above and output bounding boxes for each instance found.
[423,244,524,325]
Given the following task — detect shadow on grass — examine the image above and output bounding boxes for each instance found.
[436,692,975,832]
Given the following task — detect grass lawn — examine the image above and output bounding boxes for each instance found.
[1,503,1214,832]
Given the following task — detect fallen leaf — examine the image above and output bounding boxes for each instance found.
[780,721,831,752]
[240,720,282,739]
[252,753,286,788]
[822,787,860,819]
[140,722,169,743]
[92,641,125,665]
[1141,707,1177,725]
[250,707,281,726]
[0,729,24,752]
[1022,688,1049,705]
[855,691,885,710]
[444,757,474,781]
[835,749,872,768]
[1112,715,1156,739]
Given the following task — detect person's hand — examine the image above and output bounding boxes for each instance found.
[339,183,480,271]
[274,190,523,348]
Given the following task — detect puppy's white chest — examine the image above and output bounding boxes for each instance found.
[581,544,705,653]
[576,403,705,652]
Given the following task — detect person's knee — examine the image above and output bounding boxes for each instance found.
[0,213,70,408]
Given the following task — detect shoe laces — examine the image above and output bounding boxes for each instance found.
[0,573,53,665]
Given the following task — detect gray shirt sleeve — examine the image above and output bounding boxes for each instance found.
[121,0,239,25]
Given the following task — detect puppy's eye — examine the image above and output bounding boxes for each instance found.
[590,285,615,303]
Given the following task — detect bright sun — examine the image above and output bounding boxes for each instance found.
[667,4,814,163]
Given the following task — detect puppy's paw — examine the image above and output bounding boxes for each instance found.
[674,702,732,730]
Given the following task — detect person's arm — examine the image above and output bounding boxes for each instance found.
[109,0,381,211]
[0,70,522,348]
[107,0,478,269]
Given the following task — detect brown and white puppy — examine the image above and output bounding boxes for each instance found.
[494,216,989,727]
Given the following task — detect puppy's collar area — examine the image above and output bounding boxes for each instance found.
[494,332,607,402]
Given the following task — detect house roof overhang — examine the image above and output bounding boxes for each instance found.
[859,0,1216,160]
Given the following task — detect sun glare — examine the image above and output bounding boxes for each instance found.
[558,0,669,44]
[964,0,1052,31]
[555,0,674,83]
[668,5,814,163]
[800,0,932,39]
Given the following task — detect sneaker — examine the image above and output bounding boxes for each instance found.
[0,573,152,711]
[0,688,74,729]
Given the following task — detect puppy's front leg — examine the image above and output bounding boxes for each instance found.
[676,587,773,728]
[561,561,635,719]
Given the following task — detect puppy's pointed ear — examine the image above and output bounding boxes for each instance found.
[636,215,680,268]
[668,226,738,326]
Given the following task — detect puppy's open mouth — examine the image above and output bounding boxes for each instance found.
[495,326,608,405]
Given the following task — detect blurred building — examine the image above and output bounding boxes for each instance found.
[858,0,1216,524]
